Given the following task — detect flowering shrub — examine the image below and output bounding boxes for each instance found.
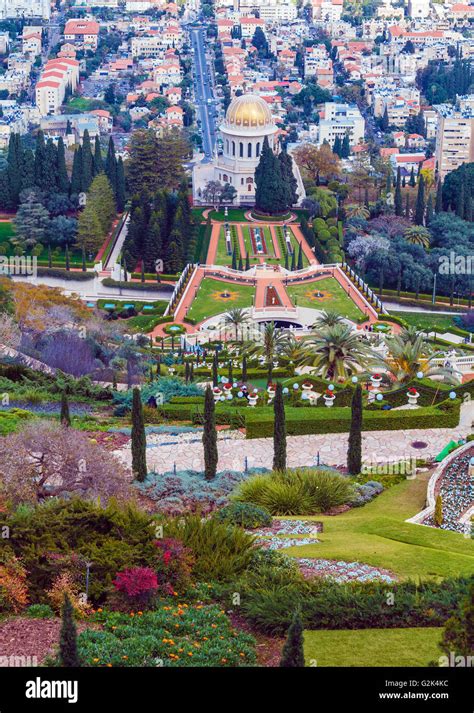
[408,387,419,395]
[113,567,159,607]
[77,604,257,667]
[47,572,91,617]
[350,481,383,507]
[0,551,28,613]
[154,538,195,592]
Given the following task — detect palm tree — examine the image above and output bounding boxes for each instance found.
[246,321,288,384]
[311,309,344,329]
[224,307,250,340]
[403,225,430,249]
[303,324,376,381]
[346,204,370,220]
[383,333,455,383]
[278,334,309,365]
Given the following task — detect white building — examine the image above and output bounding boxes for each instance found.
[318,102,365,147]
[407,0,430,19]
[193,93,304,205]
[0,0,50,19]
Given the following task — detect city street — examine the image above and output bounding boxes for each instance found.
[190,26,217,161]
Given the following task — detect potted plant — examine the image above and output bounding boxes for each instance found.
[248,391,259,407]
[302,380,314,391]
[213,386,222,402]
[323,389,336,407]
[370,373,383,391]
[406,386,420,406]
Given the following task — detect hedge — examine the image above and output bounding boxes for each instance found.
[245,402,460,438]
[102,279,174,292]
[36,267,97,281]
[131,272,179,282]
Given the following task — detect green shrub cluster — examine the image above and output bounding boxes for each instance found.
[233,469,355,515]
[36,268,97,281]
[213,502,272,529]
[233,575,473,636]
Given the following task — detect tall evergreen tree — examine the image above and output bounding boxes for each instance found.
[341,132,350,159]
[212,351,218,387]
[242,354,247,382]
[203,385,218,481]
[333,135,342,157]
[278,148,298,207]
[7,133,22,206]
[81,130,94,191]
[131,387,147,481]
[414,174,425,225]
[290,248,296,271]
[425,192,434,226]
[279,611,305,668]
[105,136,117,194]
[405,194,410,219]
[34,130,47,189]
[70,146,83,195]
[347,384,362,475]
[381,106,389,132]
[56,137,70,193]
[435,180,443,213]
[60,392,71,427]
[273,382,286,471]
[394,167,403,216]
[20,147,35,192]
[255,137,287,214]
[409,166,416,187]
[59,594,79,667]
[43,139,58,193]
[245,252,250,271]
[297,242,303,270]
[93,135,104,175]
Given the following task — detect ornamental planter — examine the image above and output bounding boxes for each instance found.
[407,389,420,406]
[302,382,314,392]
[371,375,382,392]
[323,393,335,407]
[248,395,258,407]
[213,387,222,402]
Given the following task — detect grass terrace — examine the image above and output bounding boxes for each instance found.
[303,628,443,667]
[186,277,255,323]
[391,311,461,333]
[286,277,365,321]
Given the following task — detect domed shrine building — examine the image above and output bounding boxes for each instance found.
[192,93,305,206]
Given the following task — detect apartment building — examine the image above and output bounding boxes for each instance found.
[434,103,474,179]
[64,19,100,50]
[0,0,50,19]
[318,102,365,147]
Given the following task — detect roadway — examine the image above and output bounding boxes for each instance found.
[190,26,217,162]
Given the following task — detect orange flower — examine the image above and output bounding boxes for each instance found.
[221,658,227,664]
[188,652,193,657]
[97,608,103,613]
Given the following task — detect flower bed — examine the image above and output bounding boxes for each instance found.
[255,537,320,550]
[251,519,322,537]
[296,558,396,583]
[77,603,256,667]
[423,446,474,533]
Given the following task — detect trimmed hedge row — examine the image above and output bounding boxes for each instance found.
[102,279,174,292]
[245,402,460,438]
[36,267,97,281]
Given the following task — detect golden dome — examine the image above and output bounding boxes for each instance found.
[225,94,274,129]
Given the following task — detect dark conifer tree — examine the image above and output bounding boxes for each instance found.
[272,383,286,471]
[212,351,218,387]
[131,387,147,481]
[297,242,303,270]
[414,174,425,225]
[394,167,403,216]
[279,611,305,668]
[56,137,70,193]
[425,192,434,226]
[60,392,71,427]
[409,166,416,187]
[245,252,250,271]
[81,130,94,191]
[278,148,298,207]
[341,132,350,159]
[242,354,247,382]
[70,146,83,195]
[405,194,410,219]
[347,384,362,475]
[105,136,117,193]
[59,594,79,667]
[7,133,22,206]
[93,135,104,175]
[203,385,218,481]
[435,180,443,213]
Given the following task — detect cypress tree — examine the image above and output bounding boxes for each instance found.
[245,252,250,270]
[425,192,434,226]
[59,594,79,667]
[414,174,425,225]
[70,146,83,195]
[290,248,296,271]
[185,361,189,383]
[56,137,69,193]
[228,360,233,382]
[189,363,194,382]
[341,132,350,159]
[81,130,94,190]
[409,166,416,188]
[231,248,237,270]
[105,136,117,194]
[238,254,243,271]
[435,180,443,213]
[242,354,247,382]
[212,351,218,387]
[434,494,443,526]
[279,611,305,668]
[297,242,303,270]
[81,245,86,271]
[285,251,289,270]
[347,384,362,475]
[405,194,410,219]
[278,148,298,207]
[381,106,389,132]
[60,391,71,427]
[272,382,286,471]
[7,134,22,206]
[333,135,342,157]
[116,157,126,212]
[131,387,147,482]
[394,167,403,216]
[203,385,218,481]
[34,130,47,189]
[93,135,104,175]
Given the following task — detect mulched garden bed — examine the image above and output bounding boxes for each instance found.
[0,617,92,665]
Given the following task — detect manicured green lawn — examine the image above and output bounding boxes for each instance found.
[214,227,234,266]
[304,628,443,667]
[286,277,364,321]
[0,222,14,240]
[209,208,248,222]
[391,311,459,333]
[186,277,255,323]
[283,473,474,580]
